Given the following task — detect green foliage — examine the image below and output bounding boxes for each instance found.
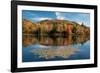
[72,24,78,34]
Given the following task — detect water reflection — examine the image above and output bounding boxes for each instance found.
[22,34,90,62]
[23,34,90,47]
[31,47,79,59]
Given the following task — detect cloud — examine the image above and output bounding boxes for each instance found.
[38,17,52,21]
[32,17,52,22]
[55,12,66,20]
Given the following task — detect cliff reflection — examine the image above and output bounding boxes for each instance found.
[31,47,79,59]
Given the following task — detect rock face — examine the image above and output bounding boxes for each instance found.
[22,19,90,35]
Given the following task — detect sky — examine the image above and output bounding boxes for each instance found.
[22,10,90,27]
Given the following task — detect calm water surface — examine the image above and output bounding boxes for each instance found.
[22,34,90,62]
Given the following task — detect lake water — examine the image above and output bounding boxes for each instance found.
[22,34,90,62]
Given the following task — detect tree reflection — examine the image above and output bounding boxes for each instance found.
[23,34,90,47]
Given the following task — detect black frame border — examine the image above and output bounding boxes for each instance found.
[11,1,97,72]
